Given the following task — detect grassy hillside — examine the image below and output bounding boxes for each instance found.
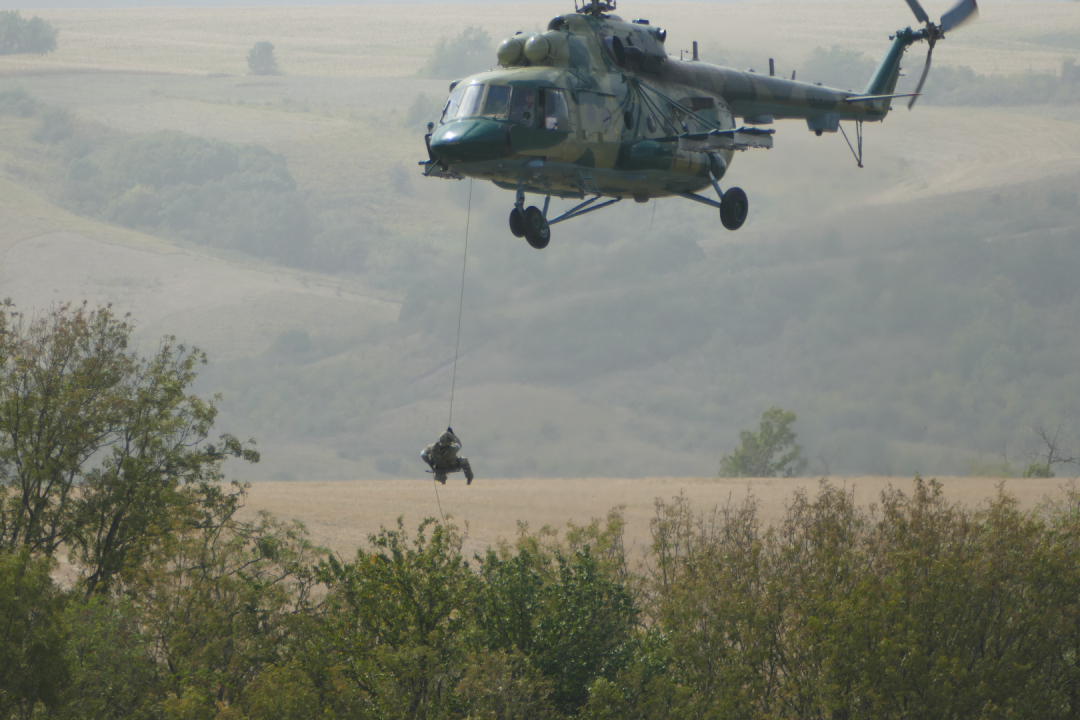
[1,2,1079,480]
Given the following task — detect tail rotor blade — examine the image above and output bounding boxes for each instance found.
[940,0,979,33]
[908,41,934,109]
[904,0,931,25]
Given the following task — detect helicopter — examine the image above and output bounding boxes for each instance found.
[420,0,978,249]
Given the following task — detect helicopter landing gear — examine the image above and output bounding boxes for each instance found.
[511,185,551,248]
[509,207,526,237]
[523,206,550,249]
[720,187,749,231]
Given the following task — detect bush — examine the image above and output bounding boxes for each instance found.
[32,107,75,144]
[0,11,58,55]
[720,406,808,477]
[90,131,312,264]
[247,41,280,76]
[0,88,39,117]
[418,27,493,79]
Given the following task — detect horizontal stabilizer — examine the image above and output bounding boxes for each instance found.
[844,93,921,103]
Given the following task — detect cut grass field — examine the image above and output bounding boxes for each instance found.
[237,475,1076,561]
[1,2,1076,78]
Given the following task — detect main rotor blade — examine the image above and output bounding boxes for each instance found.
[904,0,931,25]
[940,0,979,33]
[908,41,935,109]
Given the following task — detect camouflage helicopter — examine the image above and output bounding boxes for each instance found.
[420,0,978,249]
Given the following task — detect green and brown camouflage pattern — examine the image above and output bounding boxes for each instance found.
[425,5,924,201]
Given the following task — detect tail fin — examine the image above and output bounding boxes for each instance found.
[861,28,919,117]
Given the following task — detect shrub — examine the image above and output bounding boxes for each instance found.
[247,41,280,76]
[418,27,493,79]
[0,11,58,55]
[720,406,808,477]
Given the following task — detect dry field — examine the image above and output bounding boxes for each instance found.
[237,475,1076,561]
[0,2,1076,78]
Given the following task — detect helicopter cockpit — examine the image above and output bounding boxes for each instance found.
[440,82,572,132]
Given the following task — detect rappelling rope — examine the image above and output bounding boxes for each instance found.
[449,179,473,428]
[433,179,473,523]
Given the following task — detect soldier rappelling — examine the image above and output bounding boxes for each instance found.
[422,427,475,485]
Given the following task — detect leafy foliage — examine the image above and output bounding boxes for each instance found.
[61,131,313,264]
[418,27,494,80]
[0,302,258,595]
[921,58,1080,106]
[247,41,280,76]
[0,89,38,118]
[0,550,68,717]
[0,11,57,55]
[720,407,807,477]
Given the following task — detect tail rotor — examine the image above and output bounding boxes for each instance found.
[902,0,979,109]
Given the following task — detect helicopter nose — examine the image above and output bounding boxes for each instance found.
[429,118,509,164]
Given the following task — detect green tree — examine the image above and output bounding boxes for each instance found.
[0,549,69,718]
[0,11,58,55]
[418,27,493,79]
[0,302,259,595]
[313,518,477,719]
[719,406,807,477]
[247,41,279,76]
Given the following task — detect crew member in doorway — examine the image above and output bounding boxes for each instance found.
[422,427,474,485]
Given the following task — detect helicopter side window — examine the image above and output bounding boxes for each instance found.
[441,85,466,123]
[541,88,571,132]
[454,83,486,120]
[509,88,536,127]
[481,85,513,120]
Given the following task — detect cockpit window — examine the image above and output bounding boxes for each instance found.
[441,84,536,125]
[441,85,465,123]
[482,85,512,119]
[456,83,486,120]
[509,88,536,127]
[541,88,571,132]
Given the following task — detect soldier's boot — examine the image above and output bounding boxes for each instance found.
[435,472,448,484]
[460,459,474,485]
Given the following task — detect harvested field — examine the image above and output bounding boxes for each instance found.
[237,476,1075,561]
[1,2,1076,78]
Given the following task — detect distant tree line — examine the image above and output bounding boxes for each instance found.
[3,303,1080,719]
[15,96,367,272]
[0,11,58,55]
[802,45,1080,105]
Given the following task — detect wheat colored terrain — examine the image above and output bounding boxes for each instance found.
[2,2,1080,539]
[2,2,1077,77]
[236,476,1076,561]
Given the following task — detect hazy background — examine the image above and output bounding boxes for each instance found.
[1,0,1078,481]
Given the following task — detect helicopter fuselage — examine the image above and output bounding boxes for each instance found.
[430,64,737,201]
[422,2,940,246]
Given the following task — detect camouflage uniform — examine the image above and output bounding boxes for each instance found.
[421,428,474,485]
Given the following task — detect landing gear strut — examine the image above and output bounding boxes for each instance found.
[673,169,750,232]
[509,186,551,249]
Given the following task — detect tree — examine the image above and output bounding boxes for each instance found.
[247,41,280,76]
[0,302,258,595]
[0,549,69,718]
[418,27,492,79]
[0,11,58,55]
[719,406,807,477]
[1024,422,1077,478]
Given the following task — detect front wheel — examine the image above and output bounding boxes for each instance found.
[523,206,550,249]
[509,207,526,238]
[720,187,749,231]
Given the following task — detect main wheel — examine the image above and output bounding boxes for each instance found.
[720,187,749,231]
[523,206,550,249]
[509,207,526,238]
